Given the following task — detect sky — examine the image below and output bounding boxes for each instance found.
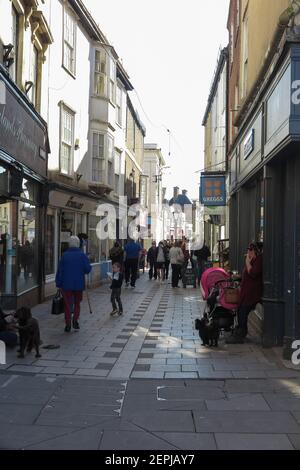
[85,0,230,200]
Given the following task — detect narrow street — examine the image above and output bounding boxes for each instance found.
[1,274,300,450]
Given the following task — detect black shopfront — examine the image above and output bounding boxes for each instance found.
[228,44,300,359]
[0,65,49,309]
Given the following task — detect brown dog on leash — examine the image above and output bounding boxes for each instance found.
[15,307,41,358]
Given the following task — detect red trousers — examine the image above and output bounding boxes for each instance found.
[62,290,83,324]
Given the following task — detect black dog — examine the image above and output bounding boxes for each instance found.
[195,314,219,347]
[14,307,41,358]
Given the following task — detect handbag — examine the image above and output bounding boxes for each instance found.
[224,287,240,305]
[51,290,64,315]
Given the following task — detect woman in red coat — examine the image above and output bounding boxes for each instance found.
[226,242,263,344]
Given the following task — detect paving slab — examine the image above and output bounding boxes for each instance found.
[0,403,43,425]
[215,433,294,450]
[263,394,300,411]
[154,432,216,450]
[194,411,300,433]
[128,410,194,432]
[25,426,103,450]
[0,424,78,450]
[99,430,176,450]
[205,394,270,411]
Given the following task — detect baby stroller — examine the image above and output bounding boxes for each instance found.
[199,267,240,333]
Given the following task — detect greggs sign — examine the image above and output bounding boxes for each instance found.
[200,175,226,206]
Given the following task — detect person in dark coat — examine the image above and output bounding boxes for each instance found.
[109,241,124,266]
[0,309,18,347]
[56,236,91,332]
[147,241,157,280]
[226,242,263,344]
[192,242,211,285]
[124,239,142,288]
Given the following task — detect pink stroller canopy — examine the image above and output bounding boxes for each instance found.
[200,268,229,300]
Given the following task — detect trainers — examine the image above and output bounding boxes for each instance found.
[118,311,123,316]
[64,324,71,333]
[110,309,118,316]
[72,320,80,330]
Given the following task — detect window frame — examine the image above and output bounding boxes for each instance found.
[62,6,77,77]
[59,103,75,176]
[94,49,107,96]
[116,83,123,126]
[109,57,116,104]
[92,132,105,183]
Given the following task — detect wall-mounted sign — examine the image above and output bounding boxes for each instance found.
[243,129,255,159]
[200,175,226,206]
[66,198,84,210]
[0,71,48,177]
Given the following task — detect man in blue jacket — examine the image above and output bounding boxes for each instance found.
[56,236,91,332]
[124,239,142,288]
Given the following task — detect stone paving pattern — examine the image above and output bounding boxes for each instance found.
[1,273,300,449]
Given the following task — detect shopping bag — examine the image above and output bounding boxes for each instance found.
[224,287,240,305]
[51,290,64,315]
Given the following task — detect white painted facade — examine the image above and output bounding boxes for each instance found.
[143,144,165,244]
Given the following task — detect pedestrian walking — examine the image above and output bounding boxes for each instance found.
[226,242,263,344]
[147,241,157,280]
[164,240,171,280]
[109,262,124,316]
[169,241,185,288]
[124,239,142,288]
[155,241,168,281]
[55,236,91,332]
[192,241,211,286]
[109,241,124,266]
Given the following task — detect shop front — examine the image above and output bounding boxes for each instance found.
[228,44,300,358]
[0,65,49,309]
[45,188,115,296]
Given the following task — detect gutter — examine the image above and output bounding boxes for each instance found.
[234,0,300,129]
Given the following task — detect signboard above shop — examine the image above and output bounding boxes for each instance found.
[0,67,49,177]
[200,174,226,206]
[243,129,255,160]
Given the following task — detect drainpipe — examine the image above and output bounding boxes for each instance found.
[234,0,300,128]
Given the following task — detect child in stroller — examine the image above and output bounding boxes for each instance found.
[195,268,241,346]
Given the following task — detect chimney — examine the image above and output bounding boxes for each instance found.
[182,189,188,195]
[173,186,179,198]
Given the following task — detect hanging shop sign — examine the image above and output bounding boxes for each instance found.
[200,175,226,206]
[243,129,255,160]
[0,71,48,177]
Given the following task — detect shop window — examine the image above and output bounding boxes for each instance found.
[60,211,75,255]
[17,203,38,294]
[0,165,9,194]
[88,214,105,263]
[0,201,16,295]
[45,208,56,276]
